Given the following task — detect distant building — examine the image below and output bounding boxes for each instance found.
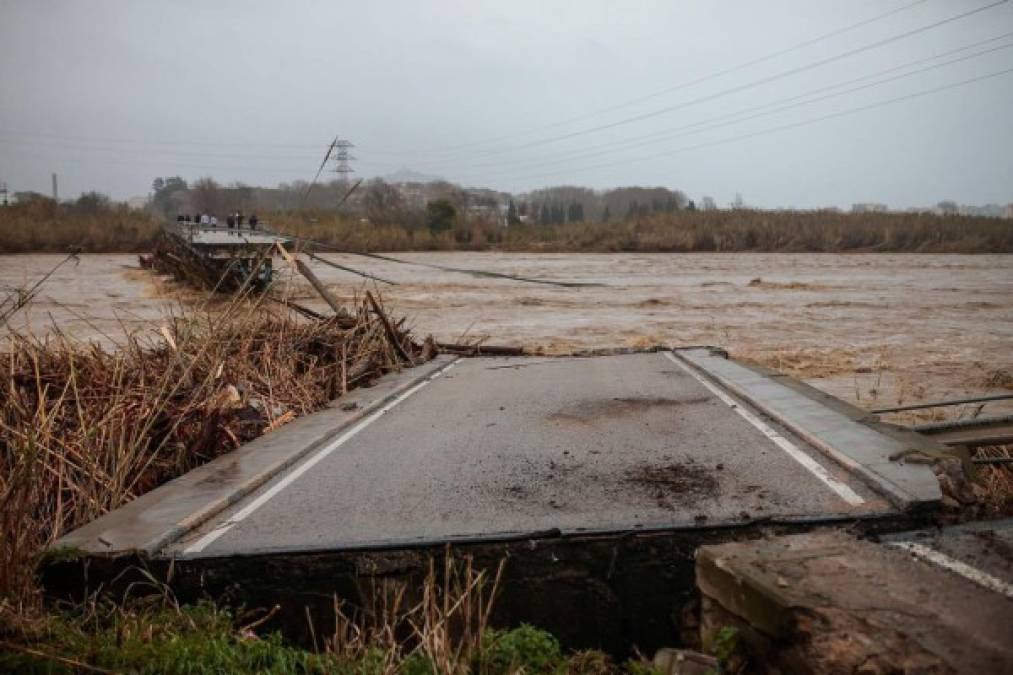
[851,202,888,214]
[1005,204,1013,219]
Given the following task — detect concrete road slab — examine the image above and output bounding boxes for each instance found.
[697,523,1013,673]
[882,519,1013,591]
[172,351,891,558]
[678,348,942,510]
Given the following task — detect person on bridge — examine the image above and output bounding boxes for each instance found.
[210,215,218,227]
[249,213,258,230]
[226,214,235,230]
[200,213,210,226]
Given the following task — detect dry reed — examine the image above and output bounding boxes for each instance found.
[274,208,1013,254]
[0,291,432,607]
[4,199,1011,254]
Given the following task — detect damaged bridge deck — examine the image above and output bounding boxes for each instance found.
[50,348,946,653]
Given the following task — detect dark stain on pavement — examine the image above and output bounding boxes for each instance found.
[547,396,709,424]
[623,462,720,510]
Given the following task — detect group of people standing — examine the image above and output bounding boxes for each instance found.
[176,211,260,230]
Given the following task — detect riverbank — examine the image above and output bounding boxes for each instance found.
[3,203,1012,254]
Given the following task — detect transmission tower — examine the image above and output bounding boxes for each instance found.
[330,138,355,185]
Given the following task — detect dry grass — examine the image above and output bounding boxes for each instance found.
[0,290,431,608]
[327,556,506,672]
[0,201,159,253]
[734,346,865,379]
[7,200,1007,254]
[275,209,1013,254]
[970,445,1013,519]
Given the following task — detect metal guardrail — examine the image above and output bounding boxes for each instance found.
[872,393,1013,414]
[912,414,1013,434]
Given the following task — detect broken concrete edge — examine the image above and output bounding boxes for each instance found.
[48,355,461,561]
[695,527,1013,673]
[695,543,796,640]
[877,516,1013,544]
[165,510,916,561]
[671,348,941,513]
[445,344,727,359]
[42,513,917,657]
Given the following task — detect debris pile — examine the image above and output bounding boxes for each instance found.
[0,295,431,602]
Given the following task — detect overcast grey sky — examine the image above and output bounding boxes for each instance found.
[1,0,1011,208]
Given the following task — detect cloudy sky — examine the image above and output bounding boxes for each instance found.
[1,0,1011,208]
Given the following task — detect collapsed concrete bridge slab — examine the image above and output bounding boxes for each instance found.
[46,348,945,654]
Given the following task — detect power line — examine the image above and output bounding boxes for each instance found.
[445,34,1013,179]
[0,128,327,150]
[471,65,1013,187]
[429,0,1009,163]
[0,136,324,162]
[415,0,934,155]
[0,0,938,160]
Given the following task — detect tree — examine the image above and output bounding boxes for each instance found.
[364,179,405,224]
[74,191,110,214]
[686,199,697,212]
[506,199,520,225]
[150,176,187,218]
[566,201,583,222]
[191,177,223,215]
[601,205,611,222]
[936,200,959,215]
[701,196,717,211]
[550,203,565,224]
[731,193,745,209]
[539,203,551,224]
[426,199,456,232]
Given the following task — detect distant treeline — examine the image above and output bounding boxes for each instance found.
[275,208,1013,254]
[2,195,1011,254]
[0,193,159,253]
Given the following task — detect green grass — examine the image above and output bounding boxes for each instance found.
[1,602,333,674]
[1,601,658,675]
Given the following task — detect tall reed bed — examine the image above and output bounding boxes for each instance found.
[0,201,160,253]
[0,294,429,607]
[274,208,1013,253]
[5,200,1008,254]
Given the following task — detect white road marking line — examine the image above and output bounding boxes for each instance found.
[183,361,459,555]
[889,540,1013,599]
[664,352,865,506]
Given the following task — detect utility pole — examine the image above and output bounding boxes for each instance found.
[51,173,59,201]
[330,138,355,187]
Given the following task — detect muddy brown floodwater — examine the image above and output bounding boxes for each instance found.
[3,252,1012,418]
